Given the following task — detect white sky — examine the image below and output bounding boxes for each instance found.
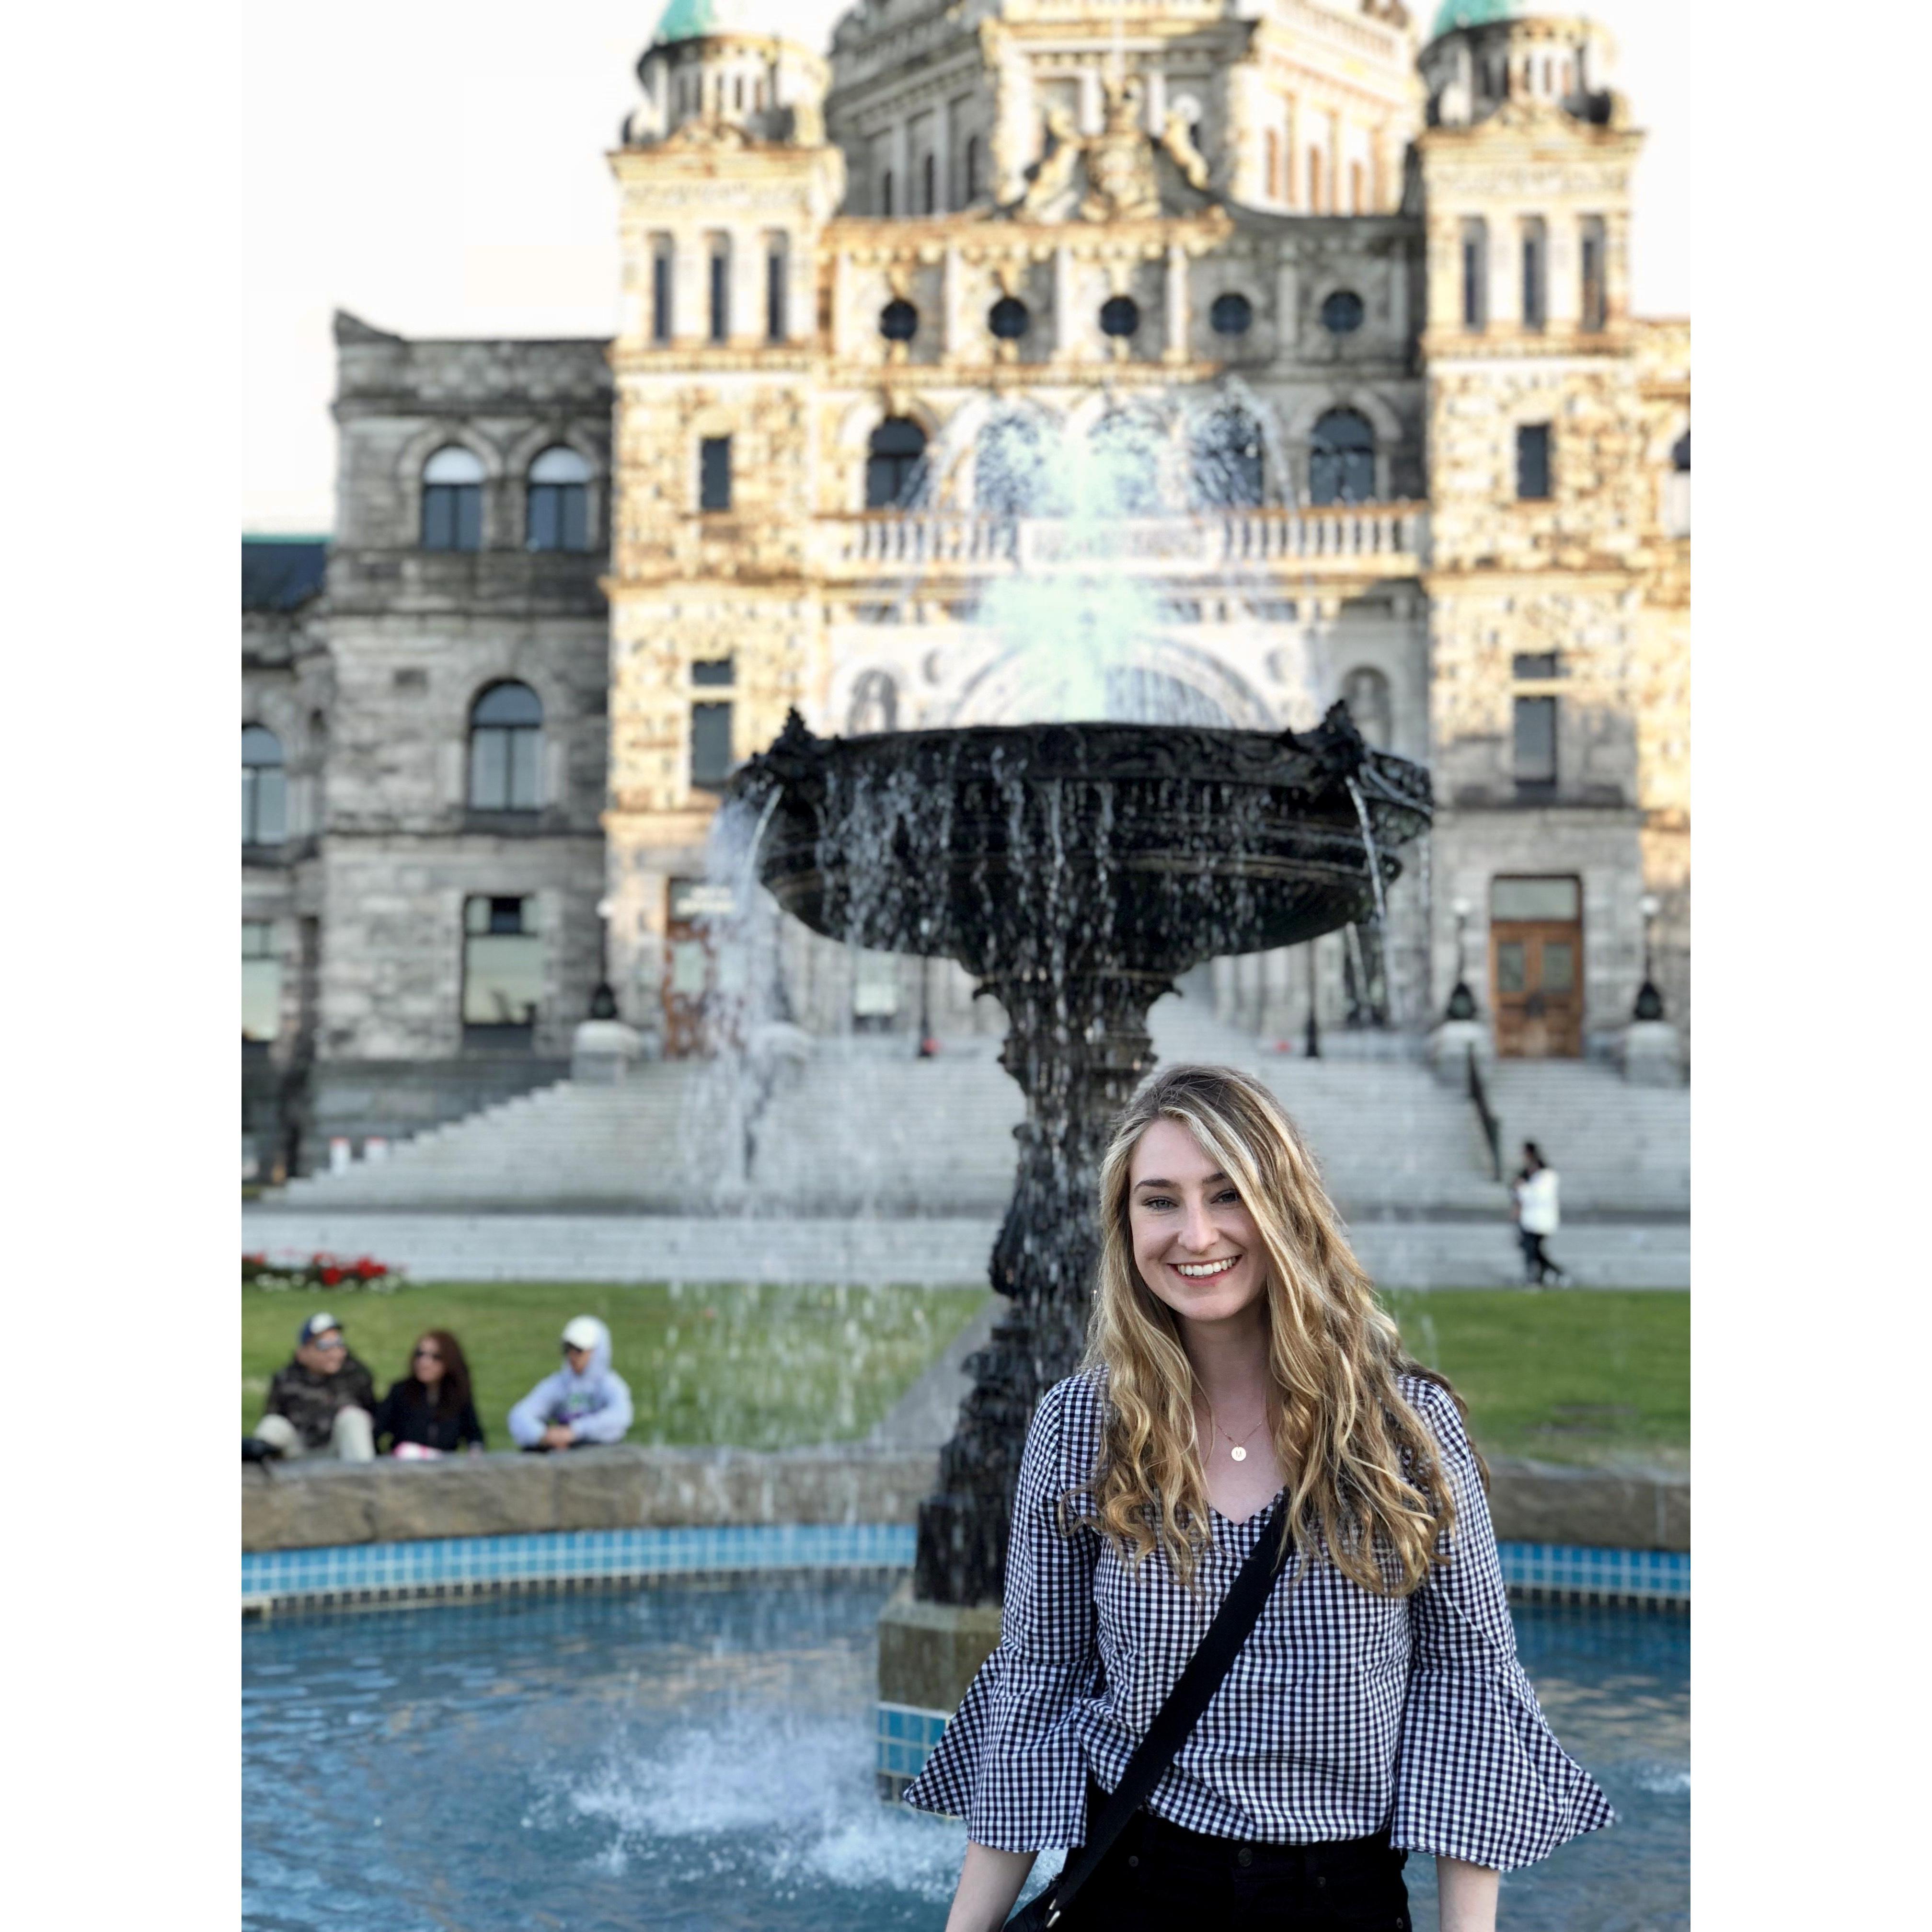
[241,0,1692,531]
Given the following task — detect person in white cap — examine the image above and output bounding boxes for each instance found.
[507,1314,633,1451]
[253,1312,377,1461]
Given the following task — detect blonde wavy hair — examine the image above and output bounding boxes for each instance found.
[1075,1062,1475,1598]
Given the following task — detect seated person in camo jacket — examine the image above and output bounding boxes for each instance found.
[255,1312,377,1461]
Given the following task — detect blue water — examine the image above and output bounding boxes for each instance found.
[242,1578,1686,1931]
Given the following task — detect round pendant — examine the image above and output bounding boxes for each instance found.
[1230,1446,1247,1462]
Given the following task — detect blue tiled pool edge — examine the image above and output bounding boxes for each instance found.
[244,1527,1686,1619]
[242,1521,918,1613]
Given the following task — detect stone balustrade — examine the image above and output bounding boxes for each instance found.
[243,1441,1686,1554]
[816,504,1427,581]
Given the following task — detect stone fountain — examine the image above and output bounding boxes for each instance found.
[727,702,1432,1754]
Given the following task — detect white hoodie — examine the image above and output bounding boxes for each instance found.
[1516,1168,1561,1236]
[506,1316,634,1447]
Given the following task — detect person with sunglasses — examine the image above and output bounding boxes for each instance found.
[507,1315,633,1452]
[374,1330,486,1459]
[254,1312,377,1461]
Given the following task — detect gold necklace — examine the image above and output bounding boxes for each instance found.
[1208,1403,1268,1464]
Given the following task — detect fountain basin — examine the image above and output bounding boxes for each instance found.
[740,707,1432,979]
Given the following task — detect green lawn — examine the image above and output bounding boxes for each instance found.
[242,1281,990,1450]
[243,1282,1686,1472]
[1382,1289,1688,1472]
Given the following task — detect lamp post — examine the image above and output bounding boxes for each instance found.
[1303,939,1321,1058]
[589,895,618,1020]
[917,954,936,1057]
[1633,891,1665,1021]
[1445,897,1477,1021]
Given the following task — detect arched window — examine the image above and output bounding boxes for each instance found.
[468,682,543,812]
[865,417,928,509]
[1193,406,1265,508]
[1341,666,1393,750]
[421,445,485,551]
[1089,413,1162,516]
[846,669,899,735]
[525,446,591,552]
[242,724,286,847]
[976,414,1055,514]
[1310,409,1376,505]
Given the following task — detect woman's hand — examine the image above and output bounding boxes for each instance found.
[943,1842,1037,1932]
[1438,1855,1499,1932]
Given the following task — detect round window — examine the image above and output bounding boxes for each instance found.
[1099,295,1141,338]
[1320,289,1365,334]
[878,299,919,342]
[988,296,1031,340]
[1209,292,1253,337]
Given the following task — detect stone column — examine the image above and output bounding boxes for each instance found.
[932,100,953,214]
[831,246,851,359]
[1164,241,1189,362]
[730,227,761,344]
[942,241,966,357]
[1079,67,1104,135]
[1053,242,1078,359]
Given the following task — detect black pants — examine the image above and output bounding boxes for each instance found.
[1064,1800,1411,1931]
[1519,1228,1562,1283]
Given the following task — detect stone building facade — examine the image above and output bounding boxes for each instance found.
[242,0,1689,1173]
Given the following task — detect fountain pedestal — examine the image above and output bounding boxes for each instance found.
[727,707,1433,1795]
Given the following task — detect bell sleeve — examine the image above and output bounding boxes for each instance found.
[901,1376,1102,1850]
[1390,1379,1617,1872]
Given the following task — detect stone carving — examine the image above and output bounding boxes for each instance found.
[1159,109,1212,192]
[1079,79,1161,222]
[1019,106,1083,218]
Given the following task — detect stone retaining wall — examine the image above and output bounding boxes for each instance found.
[242,1445,1687,1554]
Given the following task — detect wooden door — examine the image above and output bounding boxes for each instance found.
[1490,877,1583,1058]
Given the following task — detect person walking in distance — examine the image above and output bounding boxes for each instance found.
[1512,1142,1567,1287]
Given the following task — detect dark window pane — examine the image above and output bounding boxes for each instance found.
[1516,424,1552,500]
[1320,289,1364,334]
[470,730,508,809]
[878,299,918,342]
[473,683,542,727]
[1492,877,1580,921]
[422,485,454,549]
[1099,295,1140,338]
[527,484,560,551]
[1310,409,1376,506]
[1462,233,1485,329]
[652,252,672,342]
[692,657,735,686]
[767,250,785,341]
[1521,230,1545,330]
[700,437,732,512]
[866,416,928,508]
[243,767,287,845]
[1541,941,1575,993]
[242,954,282,1042]
[559,484,587,551]
[988,296,1030,340]
[1209,292,1253,336]
[1194,408,1265,507]
[690,701,733,787]
[709,252,728,342]
[507,728,541,809]
[1580,224,1606,332]
[1512,652,1560,679]
[463,931,542,1027]
[1496,942,1527,994]
[1513,695,1558,782]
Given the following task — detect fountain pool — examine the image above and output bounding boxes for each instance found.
[243,1577,1686,1931]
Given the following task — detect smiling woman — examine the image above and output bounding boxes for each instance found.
[907,1064,1614,1932]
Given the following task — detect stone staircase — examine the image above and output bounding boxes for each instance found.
[276,995,1683,1221]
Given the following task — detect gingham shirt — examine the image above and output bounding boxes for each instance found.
[903,1370,1614,1872]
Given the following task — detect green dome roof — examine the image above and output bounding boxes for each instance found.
[655,0,718,40]
[1430,0,1528,35]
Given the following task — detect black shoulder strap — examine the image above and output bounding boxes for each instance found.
[1008,1507,1292,1928]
